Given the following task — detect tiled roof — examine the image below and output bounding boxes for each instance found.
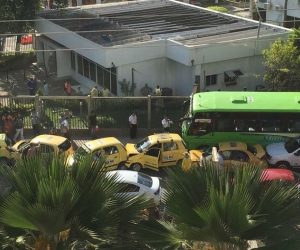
[37,0,288,47]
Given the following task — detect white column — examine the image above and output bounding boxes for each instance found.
[77,0,83,6]
[96,0,101,3]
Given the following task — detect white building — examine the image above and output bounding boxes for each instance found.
[257,0,300,28]
[35,0,291,96]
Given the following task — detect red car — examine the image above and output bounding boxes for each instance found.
[261,169,300,183]
[21,35,33,45]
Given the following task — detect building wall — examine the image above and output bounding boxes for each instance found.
[259,0,300,26]
[201,55,265,92]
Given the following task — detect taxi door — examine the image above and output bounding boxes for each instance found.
[102,146,119,171]
[161,142,177,167]
[143,148,160,171]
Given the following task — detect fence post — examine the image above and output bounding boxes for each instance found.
[80,102,83,117]
[147,95,151,131]
[35,94,40,113]
[87,95,91,117]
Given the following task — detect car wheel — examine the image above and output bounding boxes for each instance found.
[117,162,127,170]
[131,163,142,172]
[0,158,8,166]
[176,159,183,166]
[275,161,290,169]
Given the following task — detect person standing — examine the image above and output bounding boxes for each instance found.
[182,151,192,171]
[27,77,37,96]
[91,86,99,97]
[64,80,71,96]
[43,80,49,96]
[76,87,83,96]
[31,109,40,136]
[129,111,137,139]
[13,112,24,142]
[217,150,224,170]
[162,115,173,133]
[100,86,110,97]
[61,116,70,141]
[88,110,97,139]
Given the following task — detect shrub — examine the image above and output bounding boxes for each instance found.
[207,6,228,13]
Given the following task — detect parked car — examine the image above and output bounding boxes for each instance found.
[125,133,187,171]
[67,137,127,171]
[0,133,13,165]
[266,137,300,169]
[106,170,162,205]
[190,141,267,169]
[10,134,73,164]
[261,168,300,183]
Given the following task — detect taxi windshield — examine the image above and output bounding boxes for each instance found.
[135,137,152,153]
[75,144,91,156]
[58,140,72,152]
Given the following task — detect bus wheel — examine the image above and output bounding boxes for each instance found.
[131,163,142,172]
[275,161,290,169]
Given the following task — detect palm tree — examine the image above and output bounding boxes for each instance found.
[0,156,154,249]
[134,164,300,249]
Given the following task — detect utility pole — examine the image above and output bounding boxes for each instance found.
[283,0,288,27]
[249,0,254,20]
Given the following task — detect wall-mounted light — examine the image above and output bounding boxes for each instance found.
[111,62,115,67]
[191,59,194,66]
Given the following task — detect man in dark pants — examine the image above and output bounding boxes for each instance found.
[88,110,97,139]
[128,111,137,139]
[30,109,40,136]
[27,77,36,96]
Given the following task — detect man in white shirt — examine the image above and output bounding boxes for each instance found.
[129,112,137,139]
[61,116,70,141]
[162,115,173,133]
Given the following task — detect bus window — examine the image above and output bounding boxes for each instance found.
[287,120,300,132]
[247,120,257,132]
[261,120,281,132]
[216,118,232,132]
[233,119,245,131]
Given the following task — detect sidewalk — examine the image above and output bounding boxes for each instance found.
[0,63,82,96]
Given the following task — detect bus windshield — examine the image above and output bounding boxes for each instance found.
[181,91,300,149]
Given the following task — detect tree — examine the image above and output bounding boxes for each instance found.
[0,156,153,249]
[262,38,300,91]
[134,165,300,249]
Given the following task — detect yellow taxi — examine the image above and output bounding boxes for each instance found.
[67,137,128,171]
[10,134,74,164]
[190,141,267,170]
[0,133,13,165]
[125,133,188,171]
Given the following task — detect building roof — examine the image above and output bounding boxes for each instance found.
[37,0,289,47]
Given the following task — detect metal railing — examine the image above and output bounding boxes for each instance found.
[1,95,189,131]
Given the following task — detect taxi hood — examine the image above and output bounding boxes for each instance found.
[253,144,266,159]
[126,143,139,155]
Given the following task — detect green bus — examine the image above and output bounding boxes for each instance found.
[181,91,300,149]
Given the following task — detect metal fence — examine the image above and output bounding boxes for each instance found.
[0,95,189,131]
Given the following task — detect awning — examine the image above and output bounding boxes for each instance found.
[225,70,236,78]
[225,69,243,78]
